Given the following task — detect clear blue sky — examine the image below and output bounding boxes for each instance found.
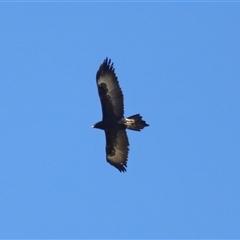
[0,2,240,239]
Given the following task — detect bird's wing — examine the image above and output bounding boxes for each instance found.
[105,129,129,172]
[96,58,124,119]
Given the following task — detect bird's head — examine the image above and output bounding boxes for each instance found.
[92,121,104,130]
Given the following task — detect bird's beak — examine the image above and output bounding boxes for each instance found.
[91,125,94,128]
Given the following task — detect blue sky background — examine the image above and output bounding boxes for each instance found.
[0,2,240,239]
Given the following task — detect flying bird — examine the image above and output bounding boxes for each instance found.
[92,58,149,172]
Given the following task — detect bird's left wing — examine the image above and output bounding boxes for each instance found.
[104,129,129,172]
[96,58,124,119]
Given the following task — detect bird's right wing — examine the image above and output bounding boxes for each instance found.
[105,129,129,172]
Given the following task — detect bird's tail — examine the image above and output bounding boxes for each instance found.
[123,114,149,131]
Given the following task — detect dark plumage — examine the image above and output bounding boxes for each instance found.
[92,58,149,172]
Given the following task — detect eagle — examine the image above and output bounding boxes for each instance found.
[92,58,149,172]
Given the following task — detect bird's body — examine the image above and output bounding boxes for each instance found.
[92,58,149,172]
